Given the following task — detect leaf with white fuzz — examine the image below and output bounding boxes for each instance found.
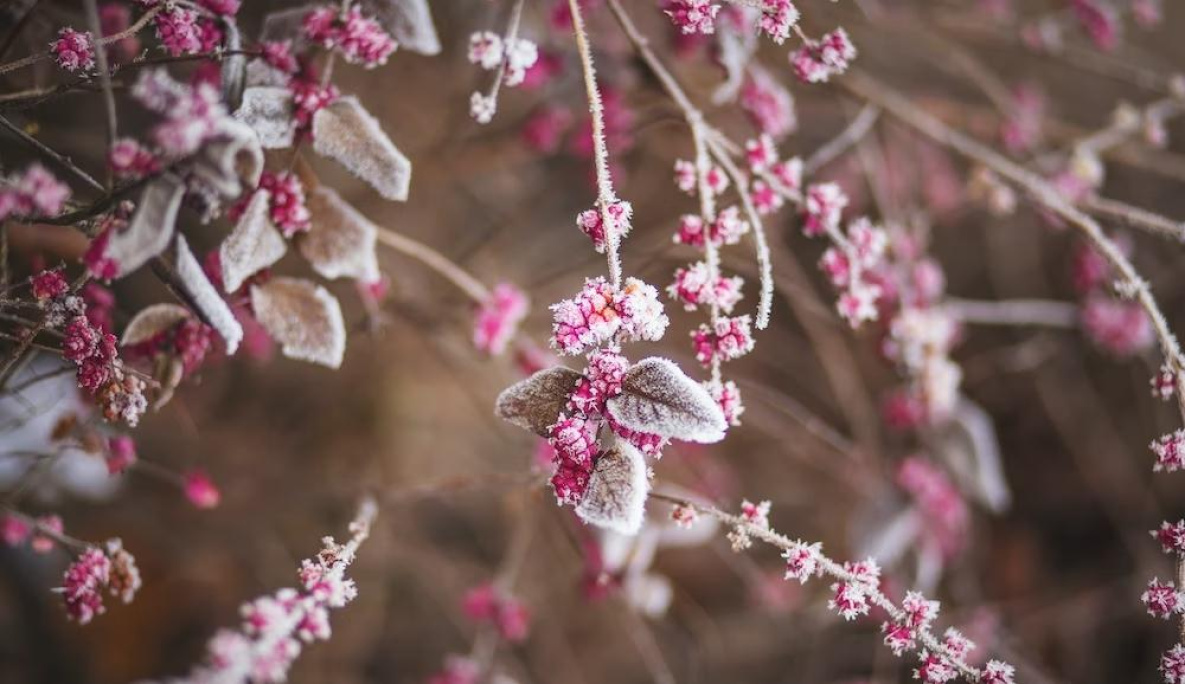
[190,119,264,201]
[120,304,192,347]
[175,236,243,355]
[220,189,288,293]
[312,97,411,202]
[299,187,381,282]
[494,366,582,437]
[364,0,440,55]
[606,358,727,443]
[106,174,185,278]
[576,439,650,536]
[235,86,295,149]
[250,278,346,368]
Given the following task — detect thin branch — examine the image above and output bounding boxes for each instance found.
[945,298,1079,329]
[0,114,104,193]
[805,104,881,174]
[83,0,118,188]
[375,226,491,304]
[1078,194,1185,243]
[0,4,161,77]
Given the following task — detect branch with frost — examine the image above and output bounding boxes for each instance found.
[148,498,377,684]
[649,492,1016,684]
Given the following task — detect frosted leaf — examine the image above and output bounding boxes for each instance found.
[575,439,650,535]
[938,397,1011,513]
[175,235,243,355]
[235,86,296,149]
[364,0,440,55]
[245,60,291,89]
[250,277,346,368]
[190,119,264,202]
[299,187,381,282]
[312,97,411,202]
[120,304,192,347]
[220,189,288,293]
[712,17,758,104]
[494,366,582,437]
[606,357,727,443]
[106,174,185,278]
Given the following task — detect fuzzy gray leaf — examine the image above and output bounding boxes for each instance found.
[190,119,264,202]
[106,174,185,278]
[120,304,192,348]
[938,397,1011,513]
[494,366,582,437]
[250,277,346,368]
[606,357,727,443]
[576,439,650,536]
[312,97,411,202]
[175,235,243,355]
[299,187,380,282]
[235,86,295,149]
[220,189,288,293]
[364,0,440,55]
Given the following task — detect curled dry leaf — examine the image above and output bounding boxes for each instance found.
[250,277,347,368]
[606,357,727,443]
[235,86,296,149]
[220,189,288,293]
[938,397,1012,513]
[494,366,582,437]
[120,303,192,348]
[105,174,186,278]
[312,97,412,202]
[575,438,650,536]
[176,236,244,355]
[299,187,381,282]
[364,0,440,55]
[189,119,264,202]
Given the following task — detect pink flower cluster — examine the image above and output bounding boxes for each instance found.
[897,457,969,558]
[61,308,147,426]
[691,316,755,367]
[107,435,137,475]
[179,506,373,684]
[108,139,160,180]
[1143,578,1185,619]
[260,171,311,236]
[466,31,539,87]
[828,558,881,620]
[885,307,962,424]
[711,380,745,426]
[667,262,743,313]
[790,28,857,84]
[461,582,531,642]
[550,277,668,355]
[757,0,801,44]
[59,541,141,624]
[52,28,95,72]
[883,591,940,655]
[474,283,529,355]
[2,514,62,553]
[0,164,70,221]
[152,6,204,57]
[577,200,633,252]
[664,0,721,35]
[131,68,227,157]
[304,6,397,68]
[1071,0,1120,51]
[820,217,888,327]
[1081,293,1153,357]
[184,470,221,509]
[741,69,797,140]
[292,79,341,134]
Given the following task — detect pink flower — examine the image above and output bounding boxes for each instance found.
[31,270,68,301]
[467,31,504,69]
[691,316,755,366]
[915,651,959,684]
[1081,295,1154,357]
[756,0,800,42]
[548,416,598,504]
[106,436,137,475]
[153,7,202,57]
[1152,430,1185,473]
[184,470,221,509]
[304,6,396,68]
[1155,521,1185,555]
[741,69,797,139]
[1071,0,1120,51]
[1163,644,1185,684]
[1153,364,1178,401]
[461,583,497,621]
[667,262,743,313]
[782,540,821,583]
[576,200,633,252]
[52,28,95,72]
[740,499,770,527]
[941,627,975,659]
[979,661,1016,684]
[790,28,857,83]
[108,139,159,180]
[1,515,29,546]
[551,277,621,354]
[60,548,111,624]
[664,0,721,34]
[291,78,340,133]
[31,515,63,553]
[259,171,311,236]
[473,283,529,355]
[802,183,848,237]
[568,349,629,416]
[745,135,778,173]
[674,159,697,193]
[262,41,299,75]
[711,380,745,426]
[1143,578,1184,619]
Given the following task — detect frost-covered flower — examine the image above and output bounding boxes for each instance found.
[782,540,821,583]
[1143,578,1184,619]
[1163,644,1185,684]
[790,28,857,83]
[757,0,801,43]
[60,548,111,624]
[668,262,743,313]
[551,277,622,355]
[304,6,397,67]
[504,38,539,87]
[153,7,202,57]
[1154,520,1185,555]
[548,416,598,504]
[259,171,311,236]
[741,68,797,139]
[691,316,754,366]
[52,28,95,72]
[710,380,745,427]
[106,436,137,475]
[474,283,529,355]
[1081,294,1154,357]
[577,200,633,252]
[915,651,959,684]
[184,470,221,509]
[292,79,340,133]
[1152,430,1185,473]
[1152,364,1178,401]
[802,183,848,237]
[664,0,721,35]
[569,349,629,416]
[0,164,70,221]
[980,660,1016,684]
[468,31,503,69]
[108,139,159,180]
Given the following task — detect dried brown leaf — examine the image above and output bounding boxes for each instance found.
[250,277,346,368]
[120,304,192,348]
[299,187,381,282]
[106,174,185,278]
[576,439,650,535]
[312,97,411,202]
[175,236,243,355]
[606,357,726,443]
[220,189,288,293]
[494,366,582,437]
